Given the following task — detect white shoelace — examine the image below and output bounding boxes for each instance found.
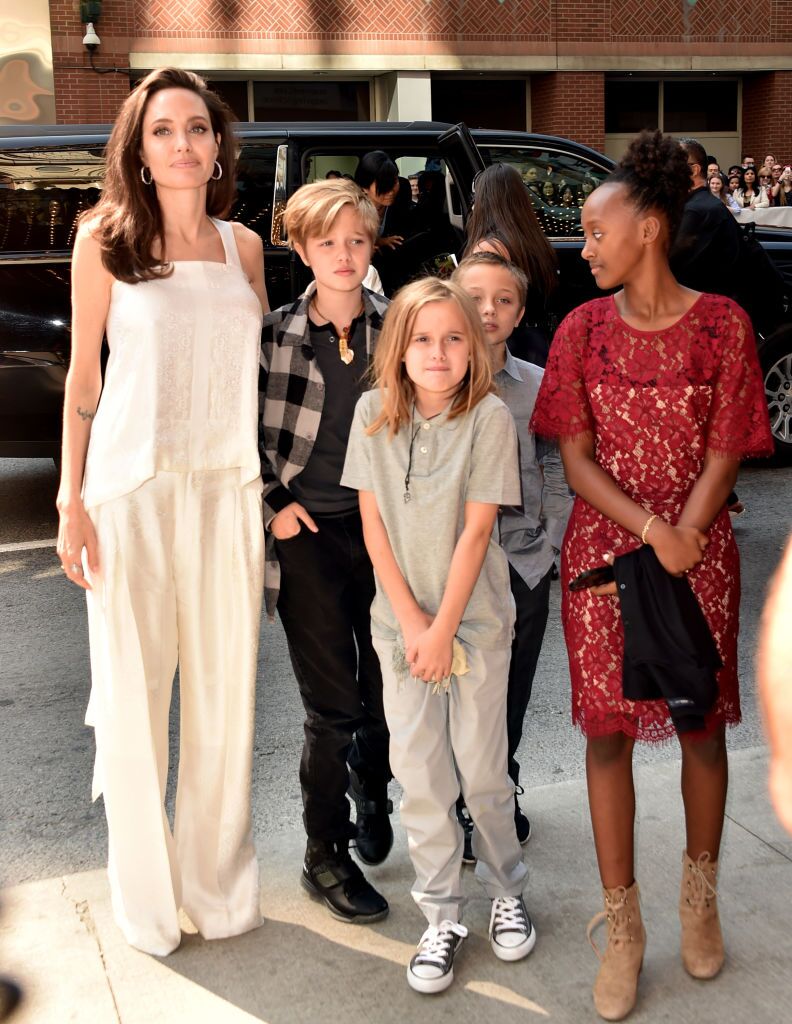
[414,921,468,968]
[490,896,528,938]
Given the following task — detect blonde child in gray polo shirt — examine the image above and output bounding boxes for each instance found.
[341,277,535,995]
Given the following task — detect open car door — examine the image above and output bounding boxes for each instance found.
[437,122,486,232]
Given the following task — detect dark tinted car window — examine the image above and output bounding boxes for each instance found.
[231,142,278,243]
[0,148,104,254]
[0,141,279,256]
[479,144,610,238]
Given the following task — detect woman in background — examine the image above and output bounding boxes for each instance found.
[465,162,559,366]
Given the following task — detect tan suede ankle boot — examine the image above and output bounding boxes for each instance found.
[587,881,646,1021]
[679,850,724,979]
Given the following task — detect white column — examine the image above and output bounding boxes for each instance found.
[375,72,432,122]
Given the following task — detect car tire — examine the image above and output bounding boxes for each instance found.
[761,328,792,463]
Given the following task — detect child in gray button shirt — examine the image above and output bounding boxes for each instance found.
[454,252,572,852]
[342,277,535,994]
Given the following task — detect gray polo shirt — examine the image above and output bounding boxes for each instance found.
[341,390,521,650]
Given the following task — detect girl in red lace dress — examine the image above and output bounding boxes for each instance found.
[531,131,773,1021]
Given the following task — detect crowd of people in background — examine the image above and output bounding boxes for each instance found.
[709,152,792,209]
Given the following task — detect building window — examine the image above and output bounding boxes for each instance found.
[605,76,739,135]
[431,78,527,131]
[207,80,249,122]
[663,81,737,133]
[605,81,659,134]
[253,81,370,122]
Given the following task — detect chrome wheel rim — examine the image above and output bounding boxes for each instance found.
[765,352,792,446]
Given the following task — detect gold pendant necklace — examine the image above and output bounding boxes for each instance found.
[312,297,363,365]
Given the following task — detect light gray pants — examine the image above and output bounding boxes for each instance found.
[374,637,527,926]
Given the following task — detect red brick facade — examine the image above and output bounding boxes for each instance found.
[742,72,792,168]
[46,0,792,158]
[531,73,605,152]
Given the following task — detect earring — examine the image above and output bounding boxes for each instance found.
[140,165,152,186]
[211,161,223,181]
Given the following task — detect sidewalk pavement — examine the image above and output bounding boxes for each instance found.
[2,745,790,1024]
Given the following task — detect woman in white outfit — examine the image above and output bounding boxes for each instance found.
[56,67,269,956]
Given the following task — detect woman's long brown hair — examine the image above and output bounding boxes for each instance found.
[367,277,494,438]
[87,67,238,283]
[464,162,558,298]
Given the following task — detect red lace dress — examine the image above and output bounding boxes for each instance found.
[531,294,773,742]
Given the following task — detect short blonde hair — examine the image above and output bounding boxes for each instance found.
[453,252,529,309]
[368,277,494,437]
[283,179,380,248]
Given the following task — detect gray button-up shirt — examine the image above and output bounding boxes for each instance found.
[495,350,573,589]
[342,390,521,650]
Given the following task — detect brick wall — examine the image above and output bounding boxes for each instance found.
[742,72,792,165]
[531,73,605,152]
[44,0,792,152]
[50,0,132,123]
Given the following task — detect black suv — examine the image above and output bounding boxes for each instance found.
[1,121,791,461]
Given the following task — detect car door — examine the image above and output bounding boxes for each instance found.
[234,134,294,310]
[0,139,104,456]
[437,123,486,231]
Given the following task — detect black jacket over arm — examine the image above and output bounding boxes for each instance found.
[613,546,722,735]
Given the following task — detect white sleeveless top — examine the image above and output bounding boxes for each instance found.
[83,219,263,508]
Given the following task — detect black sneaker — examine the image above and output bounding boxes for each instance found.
[489,895,537,961]
[514,787,532,845]
[348,768,394,865]
[301,838,389,924]
[456,803,476,865]
[407,920,468,994]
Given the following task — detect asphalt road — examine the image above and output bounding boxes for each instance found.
[1,457,790,887]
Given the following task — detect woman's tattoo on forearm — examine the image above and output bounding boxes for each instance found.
[76,406,95,421]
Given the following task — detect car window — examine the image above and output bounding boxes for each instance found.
[479,145,610,238]
[232,142,278,247]
[302,151,448,185]
[0,147,104,255]
[0,141,281,257]
[300,147,462,289]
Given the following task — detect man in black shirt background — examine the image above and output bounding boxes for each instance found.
[670,138,743,298]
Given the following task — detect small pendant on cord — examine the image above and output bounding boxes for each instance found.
[338,326,354,365]
[403,492,411,504]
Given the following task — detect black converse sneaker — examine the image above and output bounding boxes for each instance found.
[489,895,537,961]
[407,920,468,994]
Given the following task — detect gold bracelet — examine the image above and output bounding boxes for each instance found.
[641,513,659,545]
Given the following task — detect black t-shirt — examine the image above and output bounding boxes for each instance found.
[287,315,368,515]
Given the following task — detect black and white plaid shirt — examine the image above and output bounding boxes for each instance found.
[258,281,389,617]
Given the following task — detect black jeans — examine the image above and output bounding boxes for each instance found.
[506,563,552,785]
[275,508,391,841]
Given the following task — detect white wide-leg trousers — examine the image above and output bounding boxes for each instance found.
[373,638,527,926]
[84,469,264,956]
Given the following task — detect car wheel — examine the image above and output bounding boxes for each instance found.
[762,330,792,463]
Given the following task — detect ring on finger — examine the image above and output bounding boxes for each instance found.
[69,562,82,574]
